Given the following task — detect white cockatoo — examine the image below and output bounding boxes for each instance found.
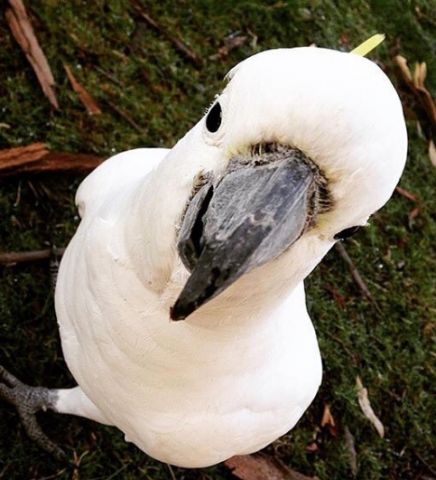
[0,46,407,468]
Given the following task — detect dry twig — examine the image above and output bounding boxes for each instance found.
[105,100,145,134]
[132,1,202,67]
[6,0,58,108]
[334,242,377,308]
[0,248,65,266]
[395,186,418,202]
[356,376,385,438]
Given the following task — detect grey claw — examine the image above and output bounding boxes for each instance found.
[0,365,66,461]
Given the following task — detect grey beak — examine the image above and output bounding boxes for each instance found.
[170,149,316,320]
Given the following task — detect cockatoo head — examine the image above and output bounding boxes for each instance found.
[168,47,407,320]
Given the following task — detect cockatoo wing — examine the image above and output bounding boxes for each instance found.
[75,148,169,220]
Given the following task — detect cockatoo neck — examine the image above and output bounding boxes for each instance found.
[122,126,224,295]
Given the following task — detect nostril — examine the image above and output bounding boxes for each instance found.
[178,183,215,272]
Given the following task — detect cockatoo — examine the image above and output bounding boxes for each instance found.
[0,45,407,468]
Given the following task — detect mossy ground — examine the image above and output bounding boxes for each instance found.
[0,1,435,479]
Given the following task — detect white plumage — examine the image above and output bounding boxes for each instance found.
[52,47,407,467]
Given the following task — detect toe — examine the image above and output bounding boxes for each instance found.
[0,365,21,387]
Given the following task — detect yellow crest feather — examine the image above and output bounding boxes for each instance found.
[351,34,385,57]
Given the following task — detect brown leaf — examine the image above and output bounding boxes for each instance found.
[225,454,315,480]
[356,376,385,438]
[395,55,413,83]
[320,403,337,437]
[0,143,48,170]
[6,0,58,108]
[408,206,420,227]
[64,64,101,115]
[413,62,427,89]
[394,55,436,137]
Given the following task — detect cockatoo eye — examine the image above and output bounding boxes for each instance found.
[205,102,222,132]
[334,226,361,240]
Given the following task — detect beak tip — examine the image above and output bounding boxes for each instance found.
[169,305,185,321]
[170,300,196,321]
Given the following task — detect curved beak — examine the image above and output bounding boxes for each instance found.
[170,148,317,320]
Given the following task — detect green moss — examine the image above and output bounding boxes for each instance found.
[0,1,435,479]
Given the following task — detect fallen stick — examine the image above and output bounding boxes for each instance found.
[105,100,145,134]
[0,247,65,266]
[0,145,103,178]
[0,143,49,169]
[6,0,59,109]
[334,242,375,304]
[94,66,124,87]
[132,2,202,68]
[20,152,103,174]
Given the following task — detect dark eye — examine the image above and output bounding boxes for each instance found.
[206,102,222,133]
[334,226,361,240]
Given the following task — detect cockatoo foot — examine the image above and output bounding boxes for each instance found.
[0,365,66,461]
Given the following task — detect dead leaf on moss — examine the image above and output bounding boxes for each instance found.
[321,403,337,437]
[344,426,358,477]
[394,55,435,141]
[64,64,102,115]
[324,284,347,309]
[408,206,420,228]
[395,186,418,202]
[225,454,316,480]
[210,34,248,60]
[413,62,427,89]
[356,376,385,438]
